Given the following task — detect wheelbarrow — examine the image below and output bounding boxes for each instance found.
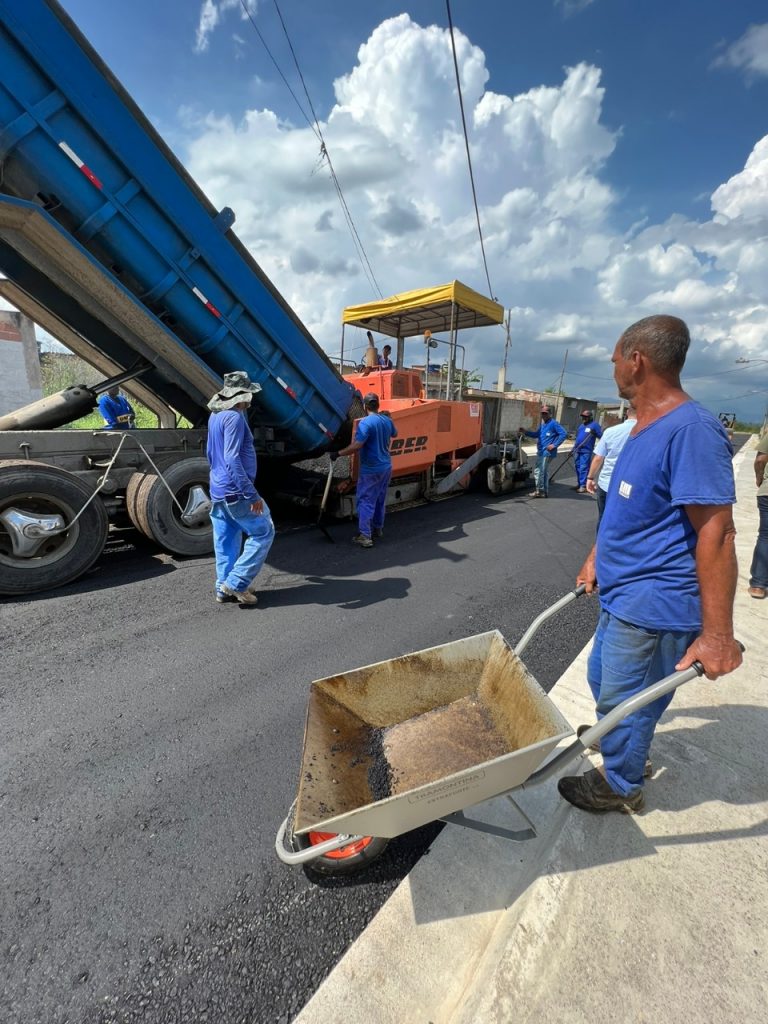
[275,586,725,876]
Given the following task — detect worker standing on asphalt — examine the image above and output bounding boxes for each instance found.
[559,315,741,815]
[335,392,397,547]
[586,407,636,524]
[97,386,135,429]
[519,405,567,498]
[206,371,275,605]
[573,410,602,492]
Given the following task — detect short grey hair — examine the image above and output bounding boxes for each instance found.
[619,315,690,374]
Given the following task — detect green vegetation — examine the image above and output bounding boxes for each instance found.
[40,351,186,428]
[732,420,762,433]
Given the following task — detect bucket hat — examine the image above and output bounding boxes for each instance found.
[208,371,262,412]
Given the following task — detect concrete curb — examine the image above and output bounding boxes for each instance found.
[294,440,767,1024]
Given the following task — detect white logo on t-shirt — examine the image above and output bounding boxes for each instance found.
[619,480,632,499]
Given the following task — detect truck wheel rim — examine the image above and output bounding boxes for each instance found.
[0,492,79,567]
[307,831,374,859]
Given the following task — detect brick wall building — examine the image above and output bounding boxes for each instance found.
[0,310,42,416]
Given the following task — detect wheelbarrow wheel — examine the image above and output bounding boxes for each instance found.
[292,830,390,877]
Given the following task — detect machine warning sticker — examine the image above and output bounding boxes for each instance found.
[469,403,480,417]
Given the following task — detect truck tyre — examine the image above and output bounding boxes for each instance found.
[125,457,213,557]
[0,460,108,596]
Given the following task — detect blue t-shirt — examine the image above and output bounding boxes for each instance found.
[524,419,567,457]
[597,401,734,631]
[206,410,259,502]
[98,393,134,429]
[355,412,398,474]
[575,420,602,454]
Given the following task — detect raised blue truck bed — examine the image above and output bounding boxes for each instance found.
[0,0,356,454]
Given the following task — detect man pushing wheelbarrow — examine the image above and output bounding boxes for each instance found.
[276,314,743,875]
[558,314,742,814]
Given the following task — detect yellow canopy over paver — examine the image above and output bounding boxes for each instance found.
[342,281,503,338]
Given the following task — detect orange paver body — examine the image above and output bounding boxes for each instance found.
[343,369,484,482]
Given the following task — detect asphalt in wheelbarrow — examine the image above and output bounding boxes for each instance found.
[294,630,572,839]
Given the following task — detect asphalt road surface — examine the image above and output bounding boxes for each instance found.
[0,448,691,1023]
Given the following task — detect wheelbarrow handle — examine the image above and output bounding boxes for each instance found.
[513,584,587,658]
[525,643,744,788]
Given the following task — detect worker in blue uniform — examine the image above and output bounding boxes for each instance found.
[97,386,135,429]
[335,392,397,546]
[206,371,275,605]
[519,405,567,498]
[573,409,603,492]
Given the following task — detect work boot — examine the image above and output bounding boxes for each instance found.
[352,534,373,548]
[215,589,237,604]
[576,725,653,778]
[558,767,645,814]
[372,527,384,538]
[748,586,766,599]
[220,583,258,605]
[577,486,587,493]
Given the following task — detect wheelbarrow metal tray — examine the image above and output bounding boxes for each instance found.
[294,630,572,839]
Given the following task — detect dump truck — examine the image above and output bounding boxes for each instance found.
[0,0,529,597]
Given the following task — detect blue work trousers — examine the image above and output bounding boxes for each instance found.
[533,455,554,495]
[574,450,591,487]
[587,609,697,797]
[357,469,391,538]
[595,484,608,527]
[209,498,275,594]
[749,495,768,589]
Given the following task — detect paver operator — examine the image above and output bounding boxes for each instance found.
[573,409,602,492]
[519,405,567,498]
[206,371,275,605]
[558,315,742,814]
[335,391,397,548]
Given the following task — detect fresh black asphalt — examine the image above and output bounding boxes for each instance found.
[1,455,635,1024]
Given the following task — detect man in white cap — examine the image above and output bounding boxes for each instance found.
[206,371,275,604]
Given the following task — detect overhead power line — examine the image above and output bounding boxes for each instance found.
[238,0,384,298]
[445,0,494,300]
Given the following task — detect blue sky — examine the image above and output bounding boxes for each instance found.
[48,1,768,418]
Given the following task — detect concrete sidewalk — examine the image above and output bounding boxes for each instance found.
[294,441,767,1024]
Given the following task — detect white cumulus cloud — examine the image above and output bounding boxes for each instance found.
[194,0,257,54]
[182,14,768,418]
[713,23,768,79]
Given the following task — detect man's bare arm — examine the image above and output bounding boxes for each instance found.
[677,504,742,679]
[576,543,598,594]
[586,455,605,495]
[755,451,768,487]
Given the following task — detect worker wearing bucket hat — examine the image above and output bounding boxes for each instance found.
[206,371,275,604]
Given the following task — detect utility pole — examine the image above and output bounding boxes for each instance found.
[501,309,511,392]
[556,348,568,419]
